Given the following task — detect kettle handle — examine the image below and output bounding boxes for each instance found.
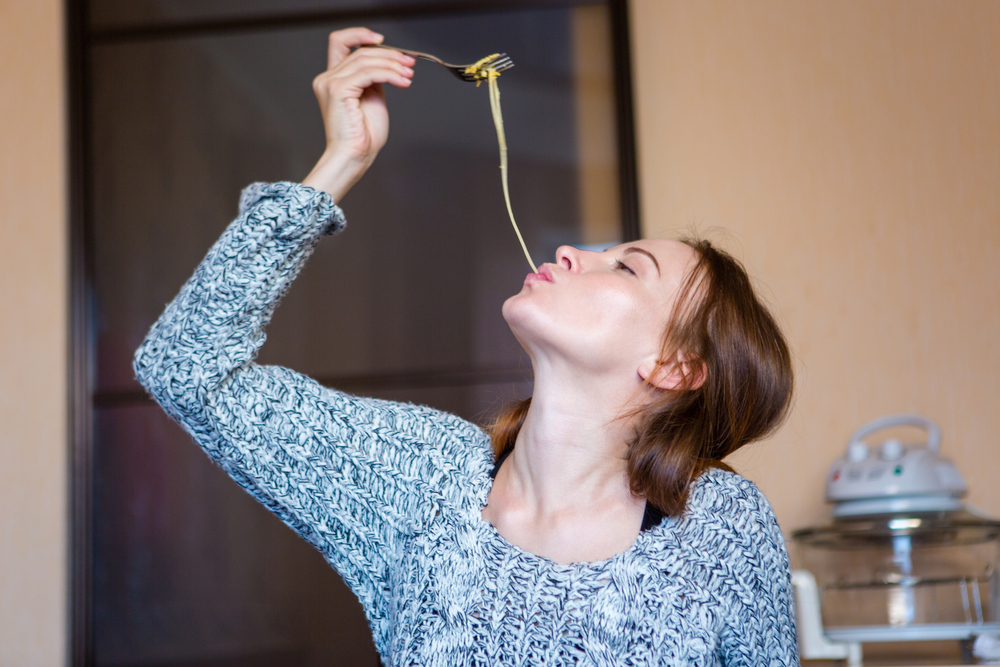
[848,414,942,453]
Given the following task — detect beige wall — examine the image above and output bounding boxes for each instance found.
[630,0,1000,536]
[0,0,68,665]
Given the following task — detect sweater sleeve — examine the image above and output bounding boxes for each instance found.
[133,182,491,648]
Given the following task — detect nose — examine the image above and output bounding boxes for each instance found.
[554,245,584,273]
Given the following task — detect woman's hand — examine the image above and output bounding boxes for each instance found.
[302,27,415,201]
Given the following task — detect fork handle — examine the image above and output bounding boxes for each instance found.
[368,44,454,68]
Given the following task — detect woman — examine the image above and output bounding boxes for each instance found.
[135,27,798,665]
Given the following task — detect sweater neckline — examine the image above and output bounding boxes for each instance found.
[489,447,665,533]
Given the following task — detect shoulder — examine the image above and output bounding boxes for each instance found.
[684,468,777,533]
[682,467,785,547]
[644,467,790,590]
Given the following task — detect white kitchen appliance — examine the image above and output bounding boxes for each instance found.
[791,415,1000,665]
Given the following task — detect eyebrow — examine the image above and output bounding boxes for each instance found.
[623,247,661,276]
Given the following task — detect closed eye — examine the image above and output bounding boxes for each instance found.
[615,259,635,275]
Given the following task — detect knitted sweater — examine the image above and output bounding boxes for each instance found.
[134,181,799,666]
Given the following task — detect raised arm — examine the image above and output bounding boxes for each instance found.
[131,30,489,649]
[134,177,490,649]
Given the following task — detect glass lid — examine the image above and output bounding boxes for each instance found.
[792,510,1000,550]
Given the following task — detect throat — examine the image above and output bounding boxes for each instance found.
[482,447,658,564]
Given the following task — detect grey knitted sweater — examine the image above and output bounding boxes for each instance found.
[134,182,799,666]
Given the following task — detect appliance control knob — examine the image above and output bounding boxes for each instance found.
[847,441,869,463]
[880,438,905,461]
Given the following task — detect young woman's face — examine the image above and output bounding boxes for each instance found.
[502,239,699,377]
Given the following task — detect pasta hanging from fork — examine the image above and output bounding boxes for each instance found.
[464,55,538,274]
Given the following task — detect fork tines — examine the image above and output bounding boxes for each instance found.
[490,55,514,73]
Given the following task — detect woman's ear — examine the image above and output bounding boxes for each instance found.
[638,351,706,391]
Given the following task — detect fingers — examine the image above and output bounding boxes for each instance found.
[313,52,414,100]
[336,51,414,85]
[312,67,409,107]
[320,66,410,98]
[338,46,416,81]
[327,27,384,70]
[326,28,416,72]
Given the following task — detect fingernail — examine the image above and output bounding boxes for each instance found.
[373,33,384,42]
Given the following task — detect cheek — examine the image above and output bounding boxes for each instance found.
[580,288,672,366]
[583,292,657,353]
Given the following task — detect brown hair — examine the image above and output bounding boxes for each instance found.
[488,238,793,517]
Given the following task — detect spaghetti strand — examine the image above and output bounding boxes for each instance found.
[465,56,538,273]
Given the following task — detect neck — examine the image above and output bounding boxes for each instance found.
[505,356,646,515]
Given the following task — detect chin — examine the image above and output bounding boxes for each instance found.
[502,292,551,352]
[501,289,526,323]
[501,289,544,328]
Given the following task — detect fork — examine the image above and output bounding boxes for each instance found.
[370,44,514,83]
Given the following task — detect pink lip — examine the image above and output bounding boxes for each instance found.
[524,265,554,284]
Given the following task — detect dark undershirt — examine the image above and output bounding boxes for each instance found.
[488,447,665,532]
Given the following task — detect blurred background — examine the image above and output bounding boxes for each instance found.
[1,0,997,665]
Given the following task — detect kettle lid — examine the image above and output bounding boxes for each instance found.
[826,414,967,517]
